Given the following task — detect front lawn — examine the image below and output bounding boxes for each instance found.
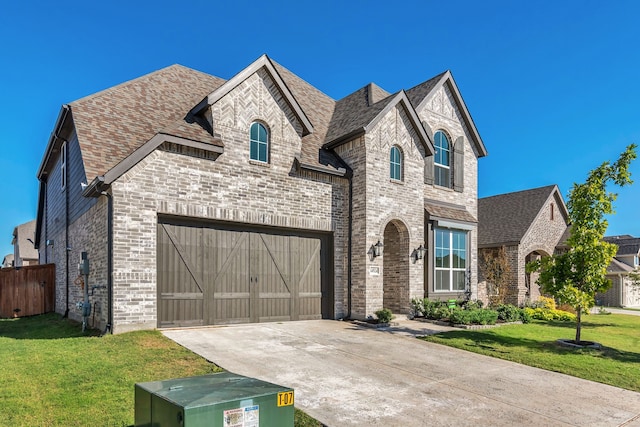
[0,314,320,427]
[422,313,640,392]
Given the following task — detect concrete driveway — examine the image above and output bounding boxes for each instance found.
[163,319,640,426]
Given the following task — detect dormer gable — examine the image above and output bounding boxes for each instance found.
[325,88,434,156]
[190,54,313,137]
[408,70,487,158]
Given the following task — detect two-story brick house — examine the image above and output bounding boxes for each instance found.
[35,55,487,333]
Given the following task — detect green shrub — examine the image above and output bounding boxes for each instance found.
[496,304,521,323]
[523,307,575,322]
[519,308,532,323]
[375,308,394,323]
[449,308,473,325]
[474,309,499,325]
[423,299,443,319]
[461,299,484,310]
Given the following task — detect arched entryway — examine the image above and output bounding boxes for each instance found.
[383,220,410,313]
[525,250,550,302]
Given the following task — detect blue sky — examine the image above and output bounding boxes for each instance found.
[1,0,639,259]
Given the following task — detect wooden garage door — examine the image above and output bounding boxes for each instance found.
[157,220,329,327]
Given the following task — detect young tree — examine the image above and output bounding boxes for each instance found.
[527,144,637,343]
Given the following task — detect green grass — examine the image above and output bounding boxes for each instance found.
[0,314,320,427]
[422,313,640,392]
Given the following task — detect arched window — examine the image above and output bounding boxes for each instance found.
[434,131,451,187]
[390,146,402,181]
[250,122,269,163]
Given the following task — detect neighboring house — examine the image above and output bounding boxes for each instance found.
[2,254,14,268]
[11,220,38,267]
[35,55,487,333]
[477,185,569,305]
[598,235,640,307]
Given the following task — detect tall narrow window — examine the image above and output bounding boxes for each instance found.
[390,146,402,181]
[61,141,67,190]
[250,122,269,163]
[434,228,467,292]
[550,203,555,221]
[434,131,451,187]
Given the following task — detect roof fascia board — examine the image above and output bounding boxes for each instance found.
[364,92,435,156]
[102,133,223,185]
[37,105,71,180]
[295,157,348,177]
[479,241,521,249]
[191,55,313,136]
[416,71,488,158]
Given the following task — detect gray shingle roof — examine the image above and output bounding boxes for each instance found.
[55,58,459,182]
[604,235,640,256]
[71,64,225,180]
[478,185,562,247]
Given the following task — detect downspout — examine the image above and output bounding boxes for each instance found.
[63,139,70,318]
[53,105,71,318]
[347,173,353,319]
[102,190,113,334]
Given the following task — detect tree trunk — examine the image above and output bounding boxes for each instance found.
[575,306,582,343]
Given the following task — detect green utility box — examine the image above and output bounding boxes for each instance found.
[135,372,294,427]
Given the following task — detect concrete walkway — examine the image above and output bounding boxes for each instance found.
[163,319,640,427]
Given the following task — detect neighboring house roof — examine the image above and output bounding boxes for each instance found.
[478,185,568,247]
[604,235,640,257]
[12,220,38,262]
[2,253,14,268]
[607,257,635,274]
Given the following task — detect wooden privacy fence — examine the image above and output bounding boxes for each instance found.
[0,264,55,318]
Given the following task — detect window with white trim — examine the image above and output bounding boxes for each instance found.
[250,122,269,163]
[390,146,402,181]
[434,131,451,187]
[434,228,467,292]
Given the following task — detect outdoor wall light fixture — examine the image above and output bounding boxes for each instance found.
[369,240,384,260]
[46,239,54,247]
[412,244,427,262]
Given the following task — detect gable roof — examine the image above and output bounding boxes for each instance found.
[604,235,640,256]
[191,55,314,136]
[37,65,226,182]
[407,70,488,158]
[324,87,434,155]
[478,185,568,247]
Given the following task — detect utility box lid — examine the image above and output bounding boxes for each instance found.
[137,372,291,408]
[135,372,294,427]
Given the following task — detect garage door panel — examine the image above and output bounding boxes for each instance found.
[213,297,250,324]
[158,298,203,328]
[253,234,291,322]
[157,224,205,327]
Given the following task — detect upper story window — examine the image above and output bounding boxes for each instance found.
[390,146,403,181]
[434,131,450,187]
[61,141,67,190]
[250,122,269,163]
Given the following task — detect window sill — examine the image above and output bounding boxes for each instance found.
[249,159,271,168]
[390,178,404,185]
